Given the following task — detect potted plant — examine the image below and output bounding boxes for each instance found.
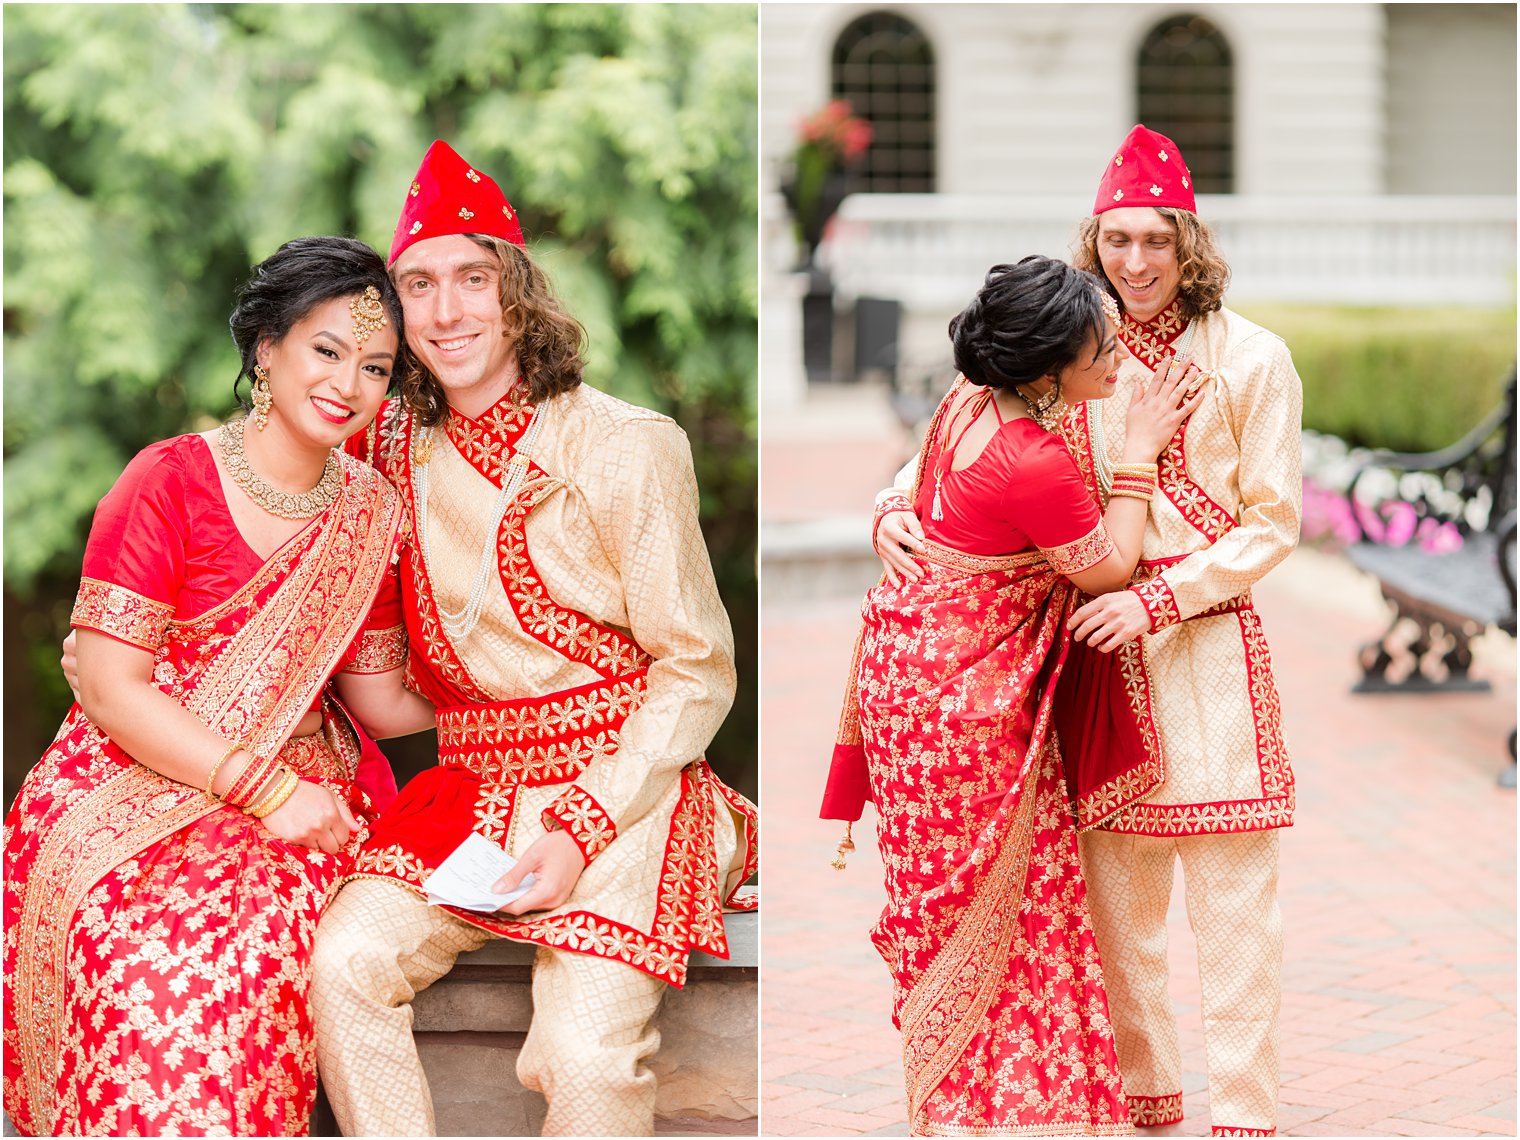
[781,99,872,268]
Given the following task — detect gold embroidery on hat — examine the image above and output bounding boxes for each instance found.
[1113,189,1124,201]
[1159,150,1169,161]
[1182,177,1190,189]
[503,203,514,219]
[1115,155,1123,166]
[459,207,475,220]
[410,221,422,235]
[465,169,482,183]
[410,181,421,197]
[1149,184,1163,196]
[350,285,388,348]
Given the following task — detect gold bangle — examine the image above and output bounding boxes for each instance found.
[1111,462,1159,478]
[222,753,276,808]
[206,740,246,799]
[248,768,301,819]
[1108,488,1154,502]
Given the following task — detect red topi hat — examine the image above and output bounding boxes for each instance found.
[1092,124,1196,215]
[388,139,525,266]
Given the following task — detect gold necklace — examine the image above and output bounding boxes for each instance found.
[217,417,342,520]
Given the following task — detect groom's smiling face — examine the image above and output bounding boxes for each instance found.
[393,234,519,414]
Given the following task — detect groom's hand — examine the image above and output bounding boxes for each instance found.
[61,630,82,703]
[493,829,588,916]
[1069,590,1150,652]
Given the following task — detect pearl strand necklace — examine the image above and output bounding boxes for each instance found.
[414,402,546,642]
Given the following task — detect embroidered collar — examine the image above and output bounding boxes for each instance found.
[444,385,534,481]
[1117,296,1189,366]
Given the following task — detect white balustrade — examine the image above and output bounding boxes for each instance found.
[819,194,1517,310]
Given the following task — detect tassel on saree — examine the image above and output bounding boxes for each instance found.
[830,821,855,870]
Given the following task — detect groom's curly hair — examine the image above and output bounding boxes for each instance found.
[949,256,1108,391]
[399,236,587,427]
[1072,207,1231,319]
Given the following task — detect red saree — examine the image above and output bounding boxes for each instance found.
[2,434,405,1137]
[826,382,1135,1136]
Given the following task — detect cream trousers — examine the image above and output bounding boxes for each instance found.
[309,878,666,1136]
[1079,829,1283,1135]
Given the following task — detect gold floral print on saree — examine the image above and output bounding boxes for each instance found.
[4,453,402,1135]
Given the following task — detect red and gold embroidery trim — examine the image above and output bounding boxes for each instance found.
[345,625,408,674]
[1116,299,1187,367]
[900,747,1043,1129]
[1213,1129,1275,1137]
[436,673,648,784]
[1133,575,1181,632]
[919,538,1047,577]
[712,776,760,910]
[1102,603,1292,835]
[1159,419,1237,542]
[545,785,617,863]
[71,578,174,651]
[873,492,913,549]
[1072,752,1163,832]
[171,455,404,759]
[1129,1093,1184,1126]
[471,783,517,844]
[445,392,532,487]
[1042,519,1114,575]
[348,759,750,988]
[496,494,652,678]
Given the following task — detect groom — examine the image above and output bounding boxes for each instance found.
[308,140,758,1136]
[874,124,1301,1137]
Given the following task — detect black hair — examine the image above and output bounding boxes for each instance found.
[949,255,1107,391]
[229,236,405,408]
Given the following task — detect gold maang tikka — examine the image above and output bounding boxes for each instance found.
[350,285,388,347]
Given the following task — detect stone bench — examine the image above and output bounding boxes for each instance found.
[315,896,757,1136]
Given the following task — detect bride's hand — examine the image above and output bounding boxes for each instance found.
[261,780,360,854]
[1124,357,1207,461]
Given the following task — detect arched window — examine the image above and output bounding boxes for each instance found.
[1137,15,1234,193]
[831,12,936,192]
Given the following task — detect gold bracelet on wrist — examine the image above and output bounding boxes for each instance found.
[1108,488,1155,502]
[205,739,245,799]
[1111,462,1159,478]
[223,754,277,809]
[248,767,300,819]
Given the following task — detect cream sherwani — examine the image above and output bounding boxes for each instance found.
[878,299,1301,1136]
[312,384,758,1137]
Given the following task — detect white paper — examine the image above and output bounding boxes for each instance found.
[421,832,537,913]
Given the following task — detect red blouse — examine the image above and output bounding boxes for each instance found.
[75,433,401,667]
[917,415,1103,559]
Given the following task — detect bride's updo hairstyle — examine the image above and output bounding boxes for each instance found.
[949,256,1106,391]
[228,236,405,411]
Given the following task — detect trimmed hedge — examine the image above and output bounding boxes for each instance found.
[1231,305,1515,452]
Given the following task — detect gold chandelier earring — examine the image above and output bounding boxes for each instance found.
[251,365,273,431]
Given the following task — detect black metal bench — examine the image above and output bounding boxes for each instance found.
[1344,371,1516,778]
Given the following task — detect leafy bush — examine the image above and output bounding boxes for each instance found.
[1232,305,1515,452]
[3,4,758,804]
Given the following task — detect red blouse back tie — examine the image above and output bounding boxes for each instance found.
[930,387,1001,522]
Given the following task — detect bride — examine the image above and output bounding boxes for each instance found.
[3,236,437,1136]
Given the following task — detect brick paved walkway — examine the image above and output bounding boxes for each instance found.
[759,388,1517,1137]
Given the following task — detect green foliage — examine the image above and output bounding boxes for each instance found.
[1231,304,1515,452]
[3,4,758,799]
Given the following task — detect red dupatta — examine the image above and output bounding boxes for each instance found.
[6,452,402,1136]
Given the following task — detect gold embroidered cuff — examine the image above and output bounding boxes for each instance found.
[1042,520,1115,575]
[544,785,618,864]
[344,624,408,674]
[1131,575,1181,632]
[872,493,914,551]
[71,578,173,651]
